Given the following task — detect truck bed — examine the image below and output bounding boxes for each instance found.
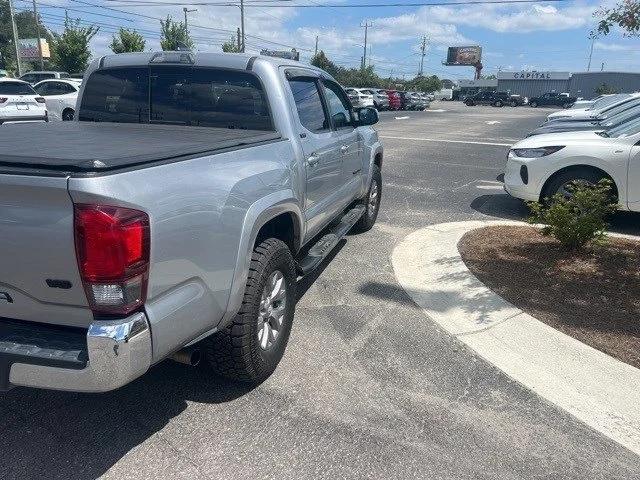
[0,122,281,175]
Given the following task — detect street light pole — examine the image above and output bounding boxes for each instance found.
[8,0,22,76]
[32,0,44,70]
[360,21,373,70]
[587,35,595,72]
[240,0,245,52]
[183,7,197,37]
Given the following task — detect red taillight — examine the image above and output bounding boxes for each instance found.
[0,98,7,103]
[74,204,150,315]
[35,97,46,103]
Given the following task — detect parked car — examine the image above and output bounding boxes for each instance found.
[569,94,611,110]
[546,93,639,123]
[363,88,389,110]
[464,91,510,107]
[504,115,640,209]
[0,70,8,78]
[33,79,81,121]
[0,51,383,393]
[0,78,47,125]
[508,94,527,107]
[19,71,70,84]
[547,93,629,121]
[528,101,640,136]
[386,90,401,110]
[345,87,374,108]
[416,92,431,109]
[528,92,577,108]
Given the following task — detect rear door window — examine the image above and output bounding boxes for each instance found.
[79,67,149,123]
[287,77,329,133]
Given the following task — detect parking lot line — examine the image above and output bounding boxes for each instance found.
[380,135,512,147]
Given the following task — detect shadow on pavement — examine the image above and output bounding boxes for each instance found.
[471,193,640,236]
[0,242,344,479]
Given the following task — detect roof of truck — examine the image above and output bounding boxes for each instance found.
[0,122,281,176]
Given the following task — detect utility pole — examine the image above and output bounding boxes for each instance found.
[8,0,22,76]
[601,62,605,71]
[418,35,427,76]
[587,35,594,71]
[360,21,373,70]
[240,0,245,52]
[183,7,197,37]
[237,27,241,51]
[314,35,318,56]
[32,0,44,70]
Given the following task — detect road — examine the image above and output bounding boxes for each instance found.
[2,102,640,479]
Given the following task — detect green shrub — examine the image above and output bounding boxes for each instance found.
[528,179,616,250]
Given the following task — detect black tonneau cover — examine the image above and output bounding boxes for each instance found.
[0,122,281,174]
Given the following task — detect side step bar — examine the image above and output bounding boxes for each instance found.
[298,205,365,275]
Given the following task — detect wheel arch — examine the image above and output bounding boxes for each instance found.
[539,164,619,201]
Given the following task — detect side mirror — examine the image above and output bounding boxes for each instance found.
[355,107,379,126]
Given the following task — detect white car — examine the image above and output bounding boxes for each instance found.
[504,116,640,211]
[0,78,47,125]
[33,79,81,121]
[345,87,374,108]
[547,93,632,121]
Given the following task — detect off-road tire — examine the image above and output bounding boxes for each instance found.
[352,164,382,233]
[204,238,296,385]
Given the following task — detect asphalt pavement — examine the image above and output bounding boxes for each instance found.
[2,102,640,479]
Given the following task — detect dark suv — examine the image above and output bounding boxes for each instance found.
[464,91,510,107]
[529,92,577,108]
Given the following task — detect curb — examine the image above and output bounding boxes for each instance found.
[391,220,640,456]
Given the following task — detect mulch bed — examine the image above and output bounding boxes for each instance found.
[458,225,640,369]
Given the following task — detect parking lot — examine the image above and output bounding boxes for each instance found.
[2,102,640,479]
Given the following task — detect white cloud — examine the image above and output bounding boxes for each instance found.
[594,41,639,52]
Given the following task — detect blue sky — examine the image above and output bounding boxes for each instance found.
[15,0,640,79]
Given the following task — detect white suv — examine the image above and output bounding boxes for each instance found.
[0,78,47,125]
[345,87,375,108]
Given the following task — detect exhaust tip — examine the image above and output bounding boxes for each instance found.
[170,347,201,366]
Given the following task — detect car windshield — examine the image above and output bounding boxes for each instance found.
[598,98,640,120]
[0,81,36,95]
[601,105,640,127]
[606,115,640,138]
[588,93,630,110]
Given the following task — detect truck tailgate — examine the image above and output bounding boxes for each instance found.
[0,174,93,327]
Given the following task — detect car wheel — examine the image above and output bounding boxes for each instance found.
[352,164,382,233]
[495,101,503,107]
[510,101,517,107]
[62,109,75,121]
[542,168,610,202]
[203,238,296,385]
[562,102,572,109]
[530,101,538,108]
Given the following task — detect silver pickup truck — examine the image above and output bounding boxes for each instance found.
[0,51,383,392]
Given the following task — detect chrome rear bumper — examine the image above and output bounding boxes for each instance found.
[6,313,152,392]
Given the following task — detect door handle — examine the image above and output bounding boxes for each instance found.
[307,154,320,167]
[340,145,349,154]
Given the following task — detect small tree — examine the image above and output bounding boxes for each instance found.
[110,28,145,54]
[50,17,99,73]
[160,15,194,51]
[528,179,616,250]
[222,35,241,53]
[595,83,619,95]
[594,0,640,36]
[311,50,340,78]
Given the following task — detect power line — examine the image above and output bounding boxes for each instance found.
[99,0,572,7]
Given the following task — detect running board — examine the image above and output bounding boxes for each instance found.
[298,205,365,275]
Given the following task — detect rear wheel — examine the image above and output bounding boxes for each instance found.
[62,108,74,121]
[494,100,503,107]
[352,164,382,233]
[510,101,517,107]
[203,238,296,385]
[530,101,538,108]
[562,102,572,109]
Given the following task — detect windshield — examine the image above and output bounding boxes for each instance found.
[602,105,640,127]
[598,98,640,120]
[589,93,630,110]
[606,115,640,138]
[0,81,36,95]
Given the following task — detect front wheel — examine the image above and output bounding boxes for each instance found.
[62,109,75,121]
[203,238,296,385]
[352,164,382,233]
[530,101,538,108]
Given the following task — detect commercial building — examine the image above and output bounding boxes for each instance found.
[496,71,640,99]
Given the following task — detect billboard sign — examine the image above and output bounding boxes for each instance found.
[445,46,481,66]
[260,49,300,61]
[18,38,50,59]
[497,71,571,80]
